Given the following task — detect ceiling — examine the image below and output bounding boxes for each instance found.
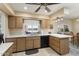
[63,3,79,20]
[8,3,63,16]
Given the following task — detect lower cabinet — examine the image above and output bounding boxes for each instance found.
[49,36,69,55]
[26,36,40,50]
[6,36,41,53]
[33,37,40,48]
[26,37,34,50]
[17,37,26,51]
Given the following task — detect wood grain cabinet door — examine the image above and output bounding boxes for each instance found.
[26,37,33,50]
[60,39,69,54]
[33,37,40,48]
[8,16,16,29]
[17,37,26,51]
[41,19,50,29]
[15,17,23,28]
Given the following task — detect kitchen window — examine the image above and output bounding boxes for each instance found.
[23,19,40,34]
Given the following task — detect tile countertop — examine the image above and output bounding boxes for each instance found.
[0,42,13,56]
[5,33,72,39]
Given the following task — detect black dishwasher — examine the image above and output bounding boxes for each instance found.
[41,36,49,48]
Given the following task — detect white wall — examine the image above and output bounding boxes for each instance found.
[52,19,73,33]
[72,19,79,35]
[0,10,9,41]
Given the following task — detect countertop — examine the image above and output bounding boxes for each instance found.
[0,42,13,56]
[5,33,72,39]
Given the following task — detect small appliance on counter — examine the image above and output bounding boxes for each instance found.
[0,34,4,44]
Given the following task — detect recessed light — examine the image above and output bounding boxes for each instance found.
[24,6,27,10]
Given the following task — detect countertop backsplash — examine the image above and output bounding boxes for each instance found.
[7,29,53,36]
[9,29,25,35]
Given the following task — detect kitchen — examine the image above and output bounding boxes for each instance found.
[0,3,79,56]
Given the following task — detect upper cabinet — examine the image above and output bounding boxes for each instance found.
[41,19,50,29]
[8,16,16,29]
[8,16,23,29]
[16,17,23,28]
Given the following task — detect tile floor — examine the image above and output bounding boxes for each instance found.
[12,43,79,56]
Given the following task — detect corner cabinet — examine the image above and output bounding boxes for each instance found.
[49,36,69,55]
[8,16,23,29]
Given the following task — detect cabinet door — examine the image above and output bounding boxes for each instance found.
[16,17,23,28]
[49,36,60,52]
[5,38,17,52]
[34,37,40,48]
[60,39,69,54]
[41,19,50,29]
[17,37,26,51]
[8,16,16,29]
[26,37,33,50]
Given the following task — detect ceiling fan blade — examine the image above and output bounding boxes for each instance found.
[26,3,41,5]
[46,3,60,5]
[45,6,51,12]
[35,5,42,12]
[26,3,60,5]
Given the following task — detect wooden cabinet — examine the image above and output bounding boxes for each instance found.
[5,36,40,52]
[16,17,23,28]
[60,39,69,54]
[17,37,26,51]
[41,19,50,29]
[8,16,23,29]
[5,38,17,52]
[49,36,69,55]
[8,16,16,29]
[25,36,40,50]
[26,37,34,50]
[33,37,40,48]
[49,36,60,52]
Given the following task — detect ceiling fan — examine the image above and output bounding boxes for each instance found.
[26,3,59,12]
